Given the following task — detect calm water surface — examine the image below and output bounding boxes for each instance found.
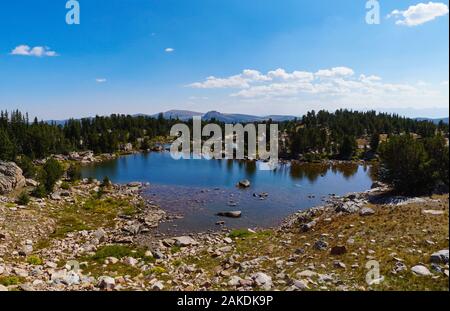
[81,152,374,234]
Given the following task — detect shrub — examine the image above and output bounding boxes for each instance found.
[32,184,47,198]
[101,176,111,188]
[26,255,43,265]
[67,164,82,181]
[379,134,449,195]
[60,182,70,190]
[41,159,64,193]
[16,156,36,179]
[16,191,30,205]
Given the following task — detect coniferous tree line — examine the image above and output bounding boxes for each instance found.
[0,111,177,160]
[278,109,448,159]
[1,109,448,162]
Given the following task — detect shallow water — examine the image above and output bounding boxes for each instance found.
[81,152,374,234]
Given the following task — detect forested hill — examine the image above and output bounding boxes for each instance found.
[0,109,448,161]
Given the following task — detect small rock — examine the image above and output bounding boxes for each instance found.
[314,240,328,251]
[173,236,198,247]
[98,276,116,290]
[228,276,242,287]
[411,265,432,276]
[392,262,407,274]
[223,237,233,244]
[430,250,449,264]
[292,279,309,290]
[238,179,251,188]
[217,211,242,218]
[123,257,138,267]
[251,272,272,290]
[333,261,346,269]
[422,210,445,215]
[360,207,375,216]
[0,285,8,291]
[152,281,164,291]
[297,270,317,278]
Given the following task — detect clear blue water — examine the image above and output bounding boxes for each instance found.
[81,152,374,234]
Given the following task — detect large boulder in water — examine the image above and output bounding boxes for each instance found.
[0,161,26,194]
[237,179,251,188]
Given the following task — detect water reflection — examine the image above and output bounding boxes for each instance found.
[81,152,374,233]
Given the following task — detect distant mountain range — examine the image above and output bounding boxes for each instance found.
[414,117,449,125]
[150,110,298,123]
[45,111,448,125]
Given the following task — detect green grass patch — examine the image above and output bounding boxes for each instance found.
[26,255,43,265]
[92,245,154,263]
[0,276,25,286]
[50,196,137,238]
[229,229,255,239]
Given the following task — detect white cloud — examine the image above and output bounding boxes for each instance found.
[165,48,175,53]
[315,67,355,78]
[96,78,107,83]
[10,45,58,57]
[388,2,449,26]
[441,80,449,86]
[188,67,417,99]
[186,67,450,112]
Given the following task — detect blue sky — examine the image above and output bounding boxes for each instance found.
[0,0,448,119]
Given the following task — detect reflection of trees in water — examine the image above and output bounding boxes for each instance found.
[90,158,120,180]
[368,162,379,182]
[331,163,359,180]
[226,159,234,173]
[290,163,329,182]
[244,160,257,176]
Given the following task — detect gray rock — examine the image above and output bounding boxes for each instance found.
[13,267,28,278]
[360,207,375,216]
[123,257,139,266]
[333,261,346,269]
[431,263,443,274]
[93,228,107,242]
[422,210,445,215]
[392,262,407,274]
[238,179,251,188]
[173,236,198,247]
[228,276,243,287]
[123,223,142,235]
[26,179,38,187]
[314,240,329,251]
[251,272,272,290]
[411,265,432,276]
[63,271,80,286]
[153,250,165,259]
[217,211,242,218]
[335,201,361,214]
[0,284,8,291]
[0,161,26,194]
[21,244,33,255]
[430,250,449,264]
[292,279,309,290]
[297,270,317,278]
[301,220,317,232]
[98,276,116,290]
[152,281,164,291]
